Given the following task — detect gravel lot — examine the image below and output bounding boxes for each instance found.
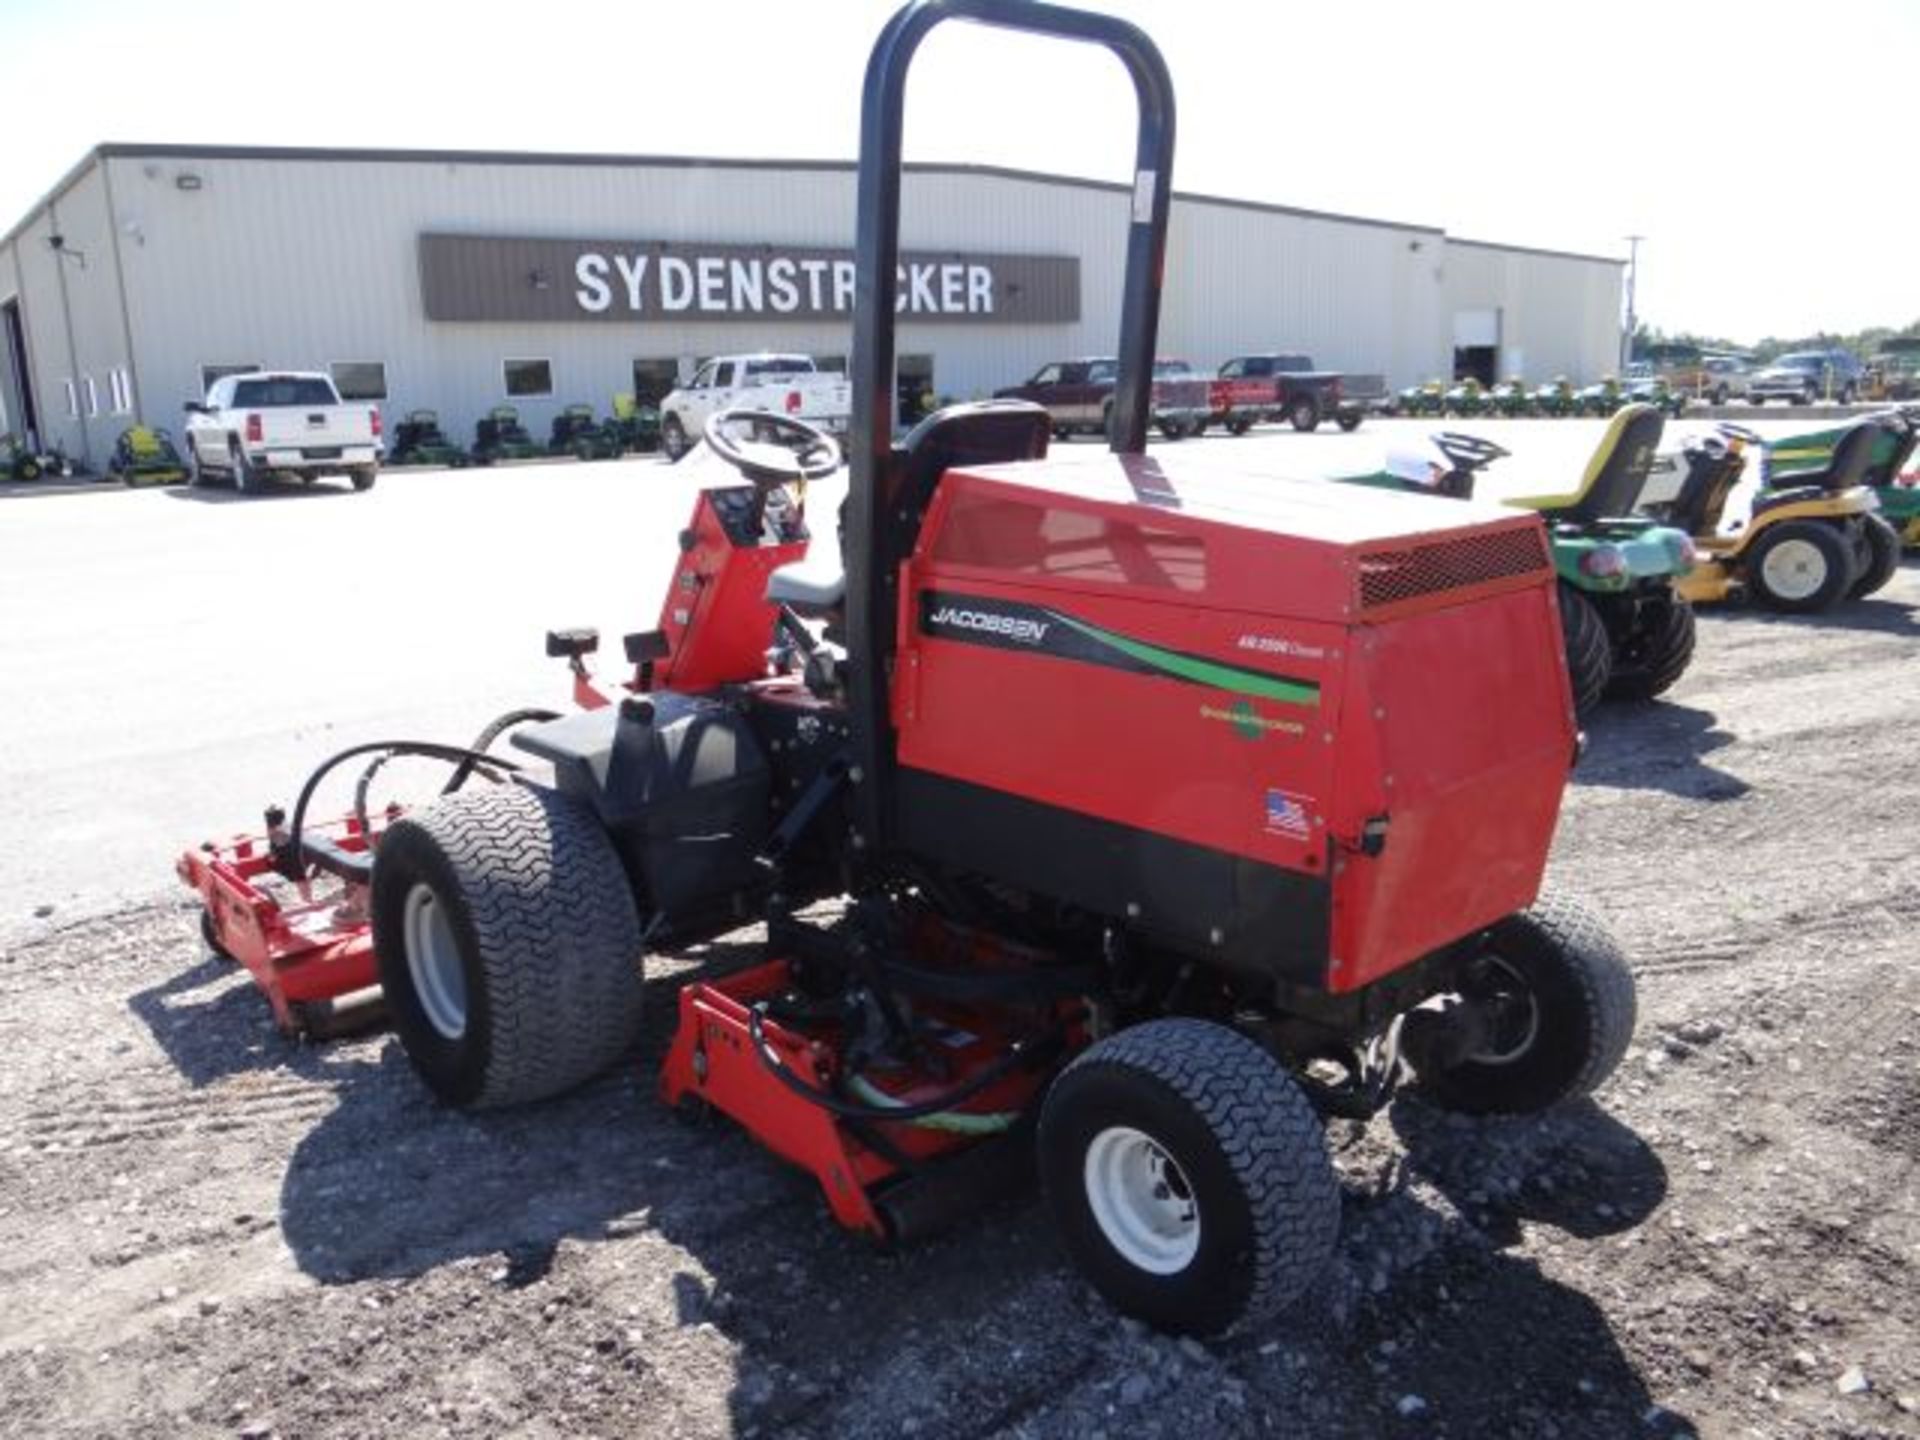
[1,423,1916,1438]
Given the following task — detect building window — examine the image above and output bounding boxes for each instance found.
[504,359,553,398]
[200,363,261,395]
[330,361,388,401]
[84,376,99,417]
[109,368,134,414]
[814,355,847,374]
[62,378,78,418]
[631,359,678,407]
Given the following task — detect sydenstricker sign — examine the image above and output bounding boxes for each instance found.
[418,234,1079,325]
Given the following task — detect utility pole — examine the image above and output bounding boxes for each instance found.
[1621,234,1644,374]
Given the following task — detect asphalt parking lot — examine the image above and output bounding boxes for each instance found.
[2,419,1916,1439]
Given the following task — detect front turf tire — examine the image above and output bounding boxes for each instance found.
[1412,893,1636,1116]
[1039,1018,1338,1337]
[1851,513,1900,599]
[1557,583,1612,715]
[370,783,645,1109]
[1605,592,1696,702]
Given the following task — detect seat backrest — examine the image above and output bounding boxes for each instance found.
[883,400,1052,544]
[1670,437,1745,534]
[124,426,164,459]
[1804,421,1878,492]
[1542,403,1665,522]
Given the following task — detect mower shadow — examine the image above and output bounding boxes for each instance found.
[1574,701,1750,802]
[1386,1096,1669,1248]
[1745,593,1920,638]
[126,937,375,1090]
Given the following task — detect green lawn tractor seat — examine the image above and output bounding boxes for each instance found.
[1509,403,1665,523]
[611,392,663,453]
[110,425,189,487]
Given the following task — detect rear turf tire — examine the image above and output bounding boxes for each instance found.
[370,783,644,1109]
[1412,892,1636,1115]
[1039,1018,1338,1337]
[1605,592,1696,702]
[1557,583,1612,715]
[1746,519,1856,612]
[1851,513,1900,599]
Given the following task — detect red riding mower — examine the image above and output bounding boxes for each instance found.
[178,0,1634,1337]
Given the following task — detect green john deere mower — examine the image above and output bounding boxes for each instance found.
[1339,404,1698,711]
[471,405,544,465]
[386,410,469,468]
[107,425,189,486]
[1765,405,1920,549]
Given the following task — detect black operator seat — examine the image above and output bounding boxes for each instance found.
[765,400,1051,617]
[1804,420,1879,492]
[1669,436,1746,535]
[1510,403,1666,524]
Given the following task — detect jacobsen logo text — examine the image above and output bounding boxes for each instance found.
[929,606,1050,644]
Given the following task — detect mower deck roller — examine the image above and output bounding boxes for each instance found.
[183,0,1637,1338]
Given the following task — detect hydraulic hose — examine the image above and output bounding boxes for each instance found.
[340,708,560,847]
[287,740,525,878]
[746,1004,1052,1125]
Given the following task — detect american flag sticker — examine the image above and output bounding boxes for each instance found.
[1265,788,1311,839]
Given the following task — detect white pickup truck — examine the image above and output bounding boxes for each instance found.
[658,354,851,460]
[183,371,382,494]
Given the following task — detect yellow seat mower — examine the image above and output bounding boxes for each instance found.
[1641,420,1894,612]
[109,425,189,486]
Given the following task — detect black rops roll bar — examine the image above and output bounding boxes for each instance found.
[843,0,1177,853]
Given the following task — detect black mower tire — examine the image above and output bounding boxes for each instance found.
[1039,1018,1338,1337]
[199,907,234,962]
[349,466,377,493]
[370,783,645,1109]
[1605,592,1696,702]
[1557,583,1612,715]
[1412,891,1636,1116]
[1851,513,1901,599]
[1746,519,1857,613]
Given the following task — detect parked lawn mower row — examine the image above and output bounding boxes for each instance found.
[390,400,663,469]
[1389,374,1691,421]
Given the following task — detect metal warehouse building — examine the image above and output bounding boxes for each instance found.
[0,143,1623,471]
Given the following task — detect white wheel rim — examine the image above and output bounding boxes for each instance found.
[1083,1125,1199,1274]
[403,882,468,1040]
[1759,537,1829,601]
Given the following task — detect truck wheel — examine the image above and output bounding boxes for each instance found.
[370,783,645,1109]
[229,443,261,495]
[1225,417,1253,437]
[18,457,40,481]
[1557,583,1612,715]
[349,466,377,492]
[1411,893,1634,1115]
[1288,397,1321,432]
[1156,419,1188,441]
[1604,593,1695,702]
[1747,519,1856,612]
[661,415,689,461]
[1336,412,1362,433]
[1039,1018,1338,1337]
[1851,513,1900,599]
[1712,386,1728,405]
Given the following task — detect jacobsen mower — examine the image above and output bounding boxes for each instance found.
[1763,405,1920,550]
[1637,417,1901,611]
[177,0,1636,1338]
[1339,407,1698,712]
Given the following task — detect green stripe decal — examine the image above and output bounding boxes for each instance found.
[1049,613,1321,707]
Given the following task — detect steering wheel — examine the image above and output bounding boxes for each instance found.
[703,409,842,487]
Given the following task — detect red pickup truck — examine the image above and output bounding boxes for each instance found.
[1208,353,1376,434]
[995,357,1214,440]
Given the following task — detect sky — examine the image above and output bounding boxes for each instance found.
[2,0,1915,345]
